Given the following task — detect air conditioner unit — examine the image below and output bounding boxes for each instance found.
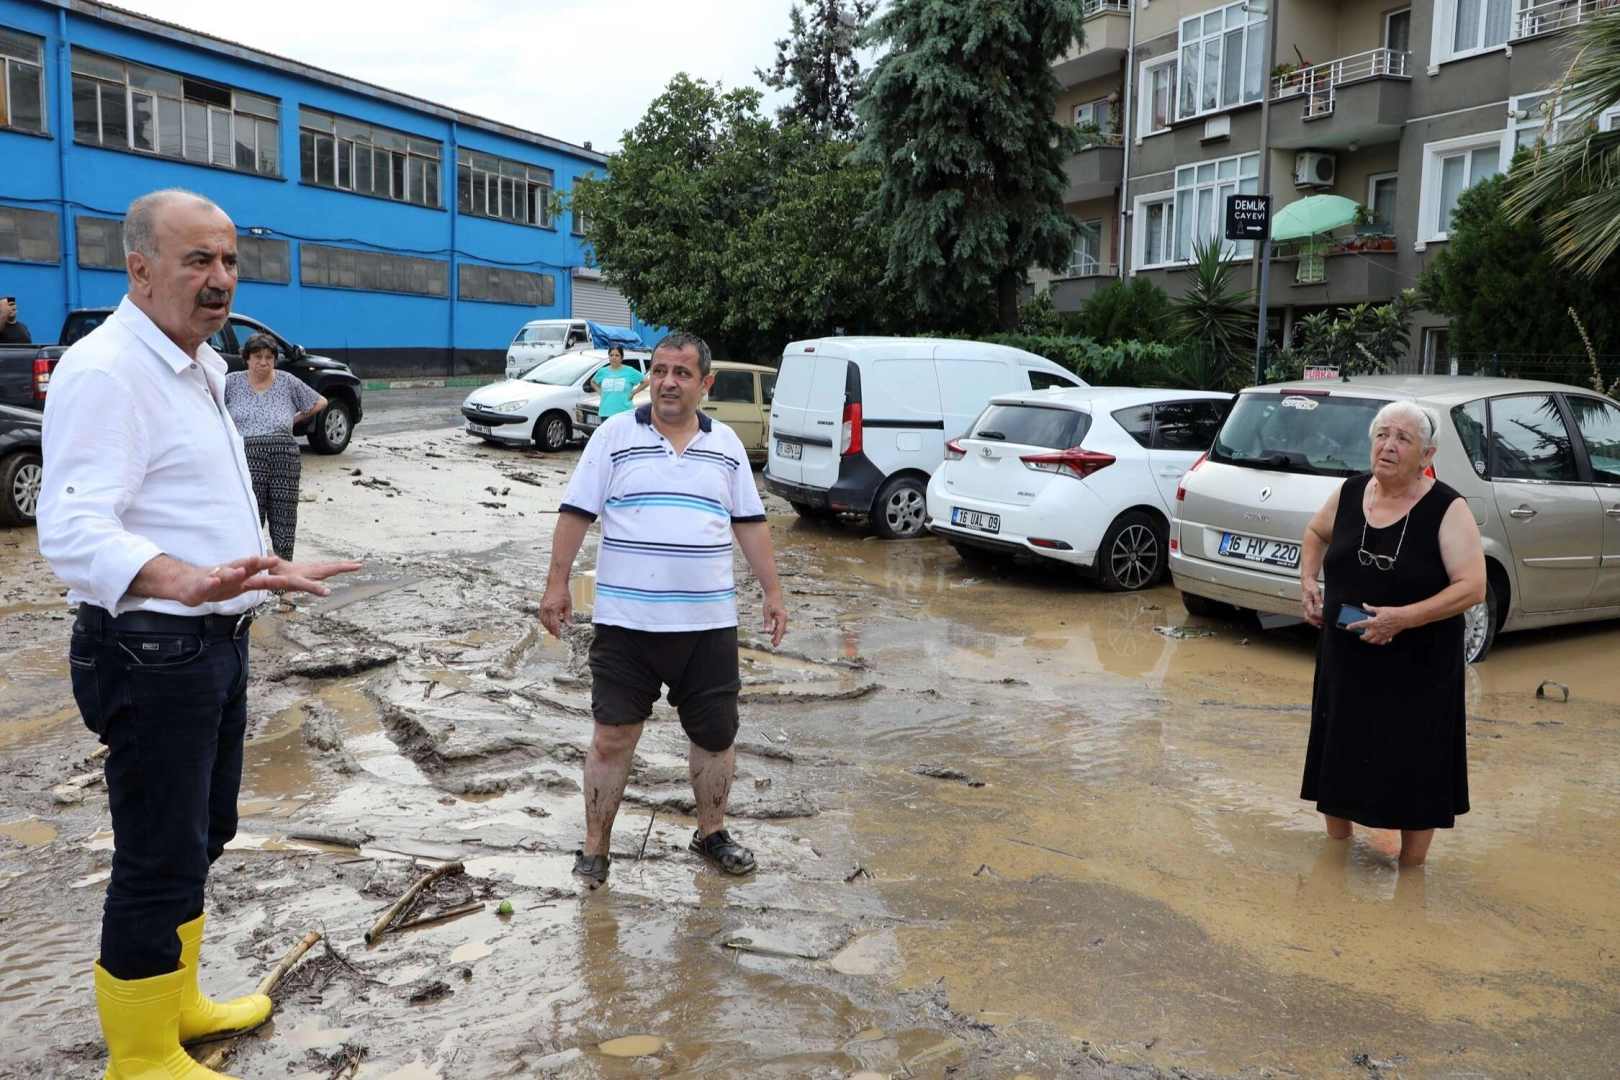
[1294,151,1336,188]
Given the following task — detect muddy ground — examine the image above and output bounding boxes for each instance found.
[2,388,1617,1079]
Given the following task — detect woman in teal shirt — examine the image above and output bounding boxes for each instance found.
[593,346,645,419]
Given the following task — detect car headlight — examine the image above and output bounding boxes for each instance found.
[495,399,530,413]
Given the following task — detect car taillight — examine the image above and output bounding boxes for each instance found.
[33,358,52,400]
[944,437,966,461]
[1020,446,1114,480]
[840,402,862,457]
[1176,452,1208,502]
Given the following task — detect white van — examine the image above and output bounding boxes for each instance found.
[505,319,592,379]
[764,337,1086,538]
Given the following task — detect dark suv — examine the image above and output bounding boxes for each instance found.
[0,402,42,526]
[61,310,364,454]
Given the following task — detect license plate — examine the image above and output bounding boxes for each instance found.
[776,440,802,460]
[467,423,493,436]
[951,507,1001,534]
[1219,531,1300,569]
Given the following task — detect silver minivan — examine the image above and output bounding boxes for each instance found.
[1170,376,1620,662]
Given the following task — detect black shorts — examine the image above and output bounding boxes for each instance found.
[588,624,741,752]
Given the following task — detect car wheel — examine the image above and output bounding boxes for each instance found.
[309,400,353,455]
[1463,580,1498,664]
[951,541,1012,566]
[534,411,571,453]
[1097,511,1164,592]
[790,501,834,521]
[870,475,927,540]
[0,451,42,527]
[1181,590,1239,620]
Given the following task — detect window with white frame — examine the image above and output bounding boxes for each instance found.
[1073,99,1109,132]
[1138,197,1176,267]
[70,48,278,175]
[299,108,441,209]
[0,27,46,135]
[1177,1,1266,121]
[1368,173,1398,230]
[1138,56,1175,137]
[1434,0,1511,62]
[1509,90,1591,150]
[1176,152,1260,260]
[1070,220,1103,275]
[1420,133,1502,242]
[457,149,553,228]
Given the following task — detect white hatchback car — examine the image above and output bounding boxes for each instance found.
[462,349,650,452]
[926,387,1231,590]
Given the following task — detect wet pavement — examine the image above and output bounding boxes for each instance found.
[1,405,1617,1079]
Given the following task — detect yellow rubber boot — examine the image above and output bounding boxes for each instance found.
[94,961,239,1079]
[175,914,273,1045]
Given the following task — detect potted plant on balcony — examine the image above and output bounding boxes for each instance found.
[1353,205,1388,237]
[1273,61,1305,96]
[1076,120,1105,149]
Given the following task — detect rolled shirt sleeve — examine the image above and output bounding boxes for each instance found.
[37,368,164,612]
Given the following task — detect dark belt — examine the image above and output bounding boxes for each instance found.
[75,605,255,641]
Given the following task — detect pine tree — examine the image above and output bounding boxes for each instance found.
[757,0,877,137]
[858,0,1087,332]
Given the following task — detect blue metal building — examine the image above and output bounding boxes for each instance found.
[0,0,638,377]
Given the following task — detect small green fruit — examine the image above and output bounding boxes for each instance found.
[497,900,514,916]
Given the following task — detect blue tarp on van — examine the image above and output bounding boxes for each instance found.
[587,322,646,351]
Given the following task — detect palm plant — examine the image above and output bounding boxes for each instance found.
[1505,11,1620,275]
[1174,235,1256,387]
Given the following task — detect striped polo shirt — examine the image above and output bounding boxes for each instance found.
[559,404,767,631]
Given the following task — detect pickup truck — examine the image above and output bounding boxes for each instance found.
[0,309,364,453]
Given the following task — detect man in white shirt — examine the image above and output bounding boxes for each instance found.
[541,332,786,884]
[37,189,360,1079]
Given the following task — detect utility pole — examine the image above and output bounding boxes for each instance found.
[1251,0,1280,386]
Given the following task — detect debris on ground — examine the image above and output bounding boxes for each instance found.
[908,764,986,788]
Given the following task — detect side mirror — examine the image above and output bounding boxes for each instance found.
[291,343,306,360]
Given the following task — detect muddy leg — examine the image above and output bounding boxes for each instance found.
[689,742,735,838]
[583,722,642,857]
[1398,828,1434,867]
[1324,814,1352,839]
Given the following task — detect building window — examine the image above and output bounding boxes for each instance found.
[458,264,556,306]
[572,206,591,237]
[1138,197,1176,267]
[1509,91,1587,150]
[1385,7,1412,52]
[236,235,290,283]
[1421,327,1451,374]
[1073,99,1109,131]
[298,109,441,208]
[1367,172,1398,228]
[1139,56,1175,136]
[301,243,448,296]
[1451,0,1511,55]
[1420,133,1502,242]
[0,205,59,263]
[76,216,125,269]
[456,150,553,227]
[0,28,46,134]
[69,49,278,175]
[1177,1,1266,121]
[1175,152,1260,259]
[1070,220,1103,276]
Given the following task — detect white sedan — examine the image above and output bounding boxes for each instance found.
[461,349,650,452]
[926,387,1231,591]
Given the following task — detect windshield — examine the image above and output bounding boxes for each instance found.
[1210,392,1388,477]
[971,404,1089,449]
[516,325,569,345]
[524,354,601,386]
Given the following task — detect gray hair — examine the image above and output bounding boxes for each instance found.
[1369,400,1442,451]
[652,331,712,377]
[123,189,226,261]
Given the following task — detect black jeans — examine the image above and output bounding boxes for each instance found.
[69,609,249,981]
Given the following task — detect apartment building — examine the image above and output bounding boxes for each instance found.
[1042,0,1618,366]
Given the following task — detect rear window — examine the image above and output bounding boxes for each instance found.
[1210,392,1387,477]
[971,404,1089,449]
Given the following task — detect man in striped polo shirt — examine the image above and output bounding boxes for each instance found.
[541,331,787,882]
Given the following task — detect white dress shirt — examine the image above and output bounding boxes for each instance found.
[38,297,267,616]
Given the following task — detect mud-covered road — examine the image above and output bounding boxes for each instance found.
[2,396,1618,1079]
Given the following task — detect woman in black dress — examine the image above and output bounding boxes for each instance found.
[1299,401,1485,866]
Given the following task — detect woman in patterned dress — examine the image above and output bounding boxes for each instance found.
[225,333,326,561]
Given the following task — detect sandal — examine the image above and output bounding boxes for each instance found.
[688,828,756,876]
[572,849,610,885]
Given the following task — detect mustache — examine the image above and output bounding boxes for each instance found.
[195,289,231,307]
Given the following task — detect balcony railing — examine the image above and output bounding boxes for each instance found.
[1270,48,1409,117]
[1082,0,1129,16]
[1076,130,1124,149]
[1063,259,1117,279]
[1513,0,1619,38]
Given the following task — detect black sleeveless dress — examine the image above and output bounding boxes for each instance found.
[1300,474,1470,830]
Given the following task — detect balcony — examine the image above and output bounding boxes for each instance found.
[1512,0,1619,39]
[1269,49,1411,151]
[1271,245,1401,307]
[1063,138,1124,202]
[1053,0,1131,87]
[1048,265,1120,314]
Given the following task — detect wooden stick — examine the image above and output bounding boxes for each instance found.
[364,861,464,944]
[197,930,323,1069]
[392,901,485,933]
[637,809,657,860]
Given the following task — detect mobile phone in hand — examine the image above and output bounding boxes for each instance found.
[1336,603,1371,633]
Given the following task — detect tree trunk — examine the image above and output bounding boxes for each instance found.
[997,269,1020,333]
